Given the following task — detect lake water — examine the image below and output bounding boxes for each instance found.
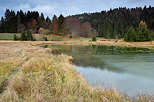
[45,45,154,96]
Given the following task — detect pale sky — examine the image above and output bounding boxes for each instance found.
[0,0,153,18]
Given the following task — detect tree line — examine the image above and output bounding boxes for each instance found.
[70,6,154,39]
[0,6,154,41]
[0,9,95,38]
[124,21,151,42]
[0,9,52,33]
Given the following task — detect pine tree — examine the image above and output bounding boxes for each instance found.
[40,13,45,21]
[21,31,27,41]
[0,17,5,33]
[137,21,151,42]
[10,10,17,33]
[58,14,65,34]
[27,30,33,41]
[137,27,151,42]
[38,13,45,28]
[4,9,17,33]
[14,34,17,41]
[124,27,136,42]
[4,9,11,33]
[51,15,58,34]
[45,16,52,30]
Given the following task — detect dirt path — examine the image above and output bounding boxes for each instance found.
[0,58,30,93]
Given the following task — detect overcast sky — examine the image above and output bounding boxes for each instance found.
[0,0,154,18]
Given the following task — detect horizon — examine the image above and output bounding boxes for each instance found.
[0,0,154,18]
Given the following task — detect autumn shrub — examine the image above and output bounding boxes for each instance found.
[38,28,46,34]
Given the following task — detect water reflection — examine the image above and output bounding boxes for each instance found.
[44,45,154,95]
[45,45,153,73]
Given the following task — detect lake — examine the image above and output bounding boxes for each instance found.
[44,45,154,96]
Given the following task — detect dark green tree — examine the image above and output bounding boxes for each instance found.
[137,21,151,42]
[0,17,5,33]
[92,36,97,41]
[21,31,27,41]
[4,9,17,33]
[14,34,17,41]
[26,30,33,41]
[137,27,151,42]
[124,27,137,42]
[58,14,65,34]
[4,9,11,32]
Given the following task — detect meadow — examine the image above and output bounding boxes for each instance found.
[0,33,21,40]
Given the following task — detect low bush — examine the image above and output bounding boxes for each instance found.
[38,28,46,34]
[92,36,97,41]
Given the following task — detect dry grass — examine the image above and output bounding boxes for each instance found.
[0,41,153,102]
[0,44,25,92]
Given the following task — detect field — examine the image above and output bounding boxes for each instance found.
[0,41,154,102]
[0,33,43,41]
[0,33,21,40]
[0,33,118,41]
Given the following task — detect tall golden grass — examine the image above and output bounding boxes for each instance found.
[0,41,153,102]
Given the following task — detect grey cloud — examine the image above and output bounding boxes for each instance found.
[0,0,153,18]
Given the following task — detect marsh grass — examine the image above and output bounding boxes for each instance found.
[0,42,153,102]
[0,57,23,91]
[1,55,127,102]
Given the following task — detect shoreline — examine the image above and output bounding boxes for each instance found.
[0,41,154,101]
[0,40,154,49]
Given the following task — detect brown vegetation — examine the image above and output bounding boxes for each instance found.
[0,41,154,102]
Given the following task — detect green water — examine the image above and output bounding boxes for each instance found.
[45,45,154,96]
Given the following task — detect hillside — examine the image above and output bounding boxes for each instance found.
[69,6,154,38]
[0,6,154,39]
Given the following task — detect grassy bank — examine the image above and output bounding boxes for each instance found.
[0,41,153,102]
[0,33,154,49]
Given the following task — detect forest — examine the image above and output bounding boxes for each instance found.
[71,6,154,39]
[0,6,154,40]
[0,10,94,38]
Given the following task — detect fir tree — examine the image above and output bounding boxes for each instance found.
[14,34,17,41]
[51,15,58,34]
[137,27,151,42]
[137,21,151,42]
[124,27,136,42]
[21,31,27,41]
[27,30,33,41]
[58,14,65,34]
[0,17,5,33]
